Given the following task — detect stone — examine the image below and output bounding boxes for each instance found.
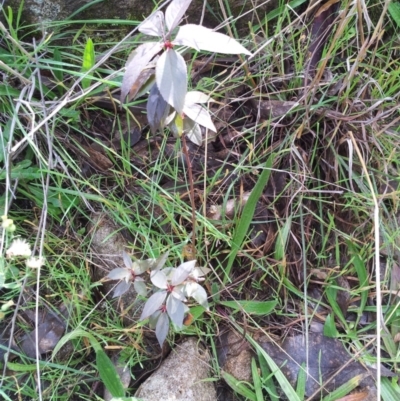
[135,337,216,401]
[3,0,278,34]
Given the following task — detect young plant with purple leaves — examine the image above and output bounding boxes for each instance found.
[121,0,252,145]
[140,260,210,346]
[106,252,210,346]
[106,251,169,298]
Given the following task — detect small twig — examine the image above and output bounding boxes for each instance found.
[181,134,196,255]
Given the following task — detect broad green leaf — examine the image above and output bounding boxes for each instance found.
[183,103,216,132]
[224,154,274,283]
[188,305,207,321]
[139,10,165,36]
[0,160,41,181]
[295,363,306,400]
[219,300,277,315]
[389,2,400,28]
[52,329,100,359]
[174,24,252,55]
[96,349,125,397]
[221,370,257,401]
[165,0,193,32]
[323,312,339,338]
[81,38,95,90]
[147,83,170,134]
[156,48,187,114]
[121,42,162,103]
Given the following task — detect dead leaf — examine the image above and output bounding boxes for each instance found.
[19,310,66,358]
[306,0,340,73]
[251,98,298,120]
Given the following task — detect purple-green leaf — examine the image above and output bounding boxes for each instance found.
[112,280,131,298]
[140,291,167,320]
[185,121,202,146]
[147,84,170,134]
[183,103,216,132]
[107,268,130,281]
[122,251,132,269]
[152,251,170,271]
[171,260,195,285]
[166,295,185,327]
[156,49,187,114]
[155,312,170,346]
[185,91,211,104]
[121,42,162,103]
[174,24,252,55]
[151,269,168,289]
[139,10,165,37]
[134,279,148,297]
[188,284,209,309]
[165,0,193,32]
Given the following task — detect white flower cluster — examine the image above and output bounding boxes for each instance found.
[5,236,45,268]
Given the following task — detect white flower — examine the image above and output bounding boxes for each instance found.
[1,215,16,232]
[26,256,45,269]
[6,239,32,258]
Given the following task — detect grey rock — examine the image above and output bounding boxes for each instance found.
[89,212,144,323]
[217,329,253,382]
[135,337,216,401]
[4,0,278,33]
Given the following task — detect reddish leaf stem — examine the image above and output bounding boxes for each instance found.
[181,134,196,255]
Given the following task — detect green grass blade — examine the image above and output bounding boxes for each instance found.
[219,300,278,315]
[321,373,363,401]
[348,242,368,322]
[52,328,100,359]
[257,348,279,400]
[323,312,339,338]
[96,349,126,397]
[251,358,264,401]
[224,153,274,283]
[295,363,306,400]
[381,377,400,401]
[230,320,301,401]
[81,37,95,89]
[221,370,257,401]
